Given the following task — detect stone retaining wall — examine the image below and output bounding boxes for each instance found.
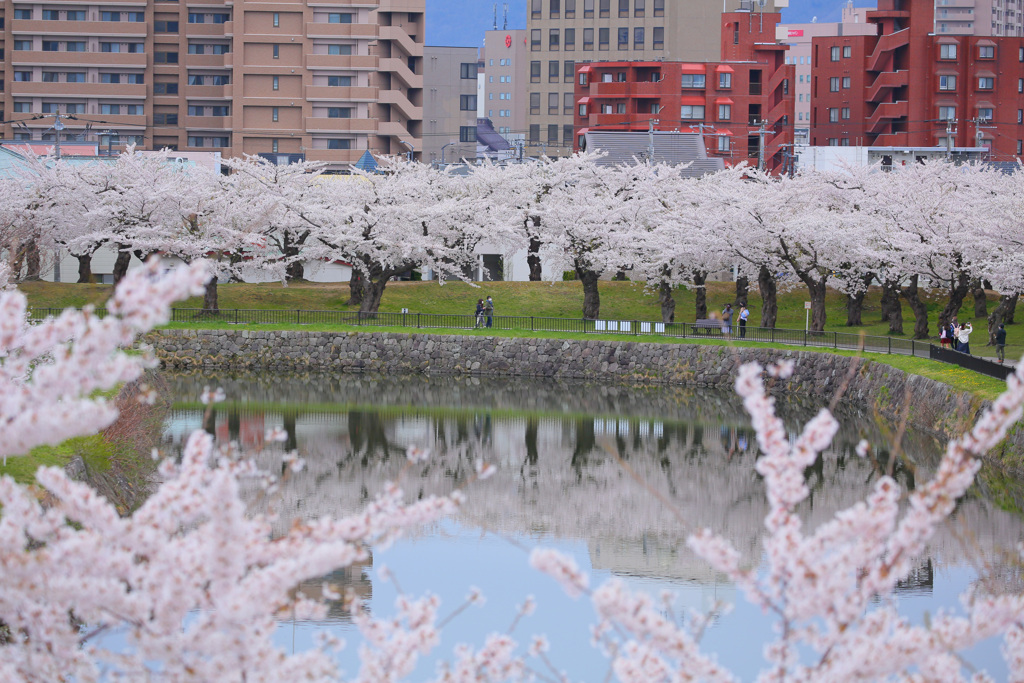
[144,328,1011,446]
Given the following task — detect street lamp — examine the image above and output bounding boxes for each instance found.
[399,139,414,162]
[440,141,456,165]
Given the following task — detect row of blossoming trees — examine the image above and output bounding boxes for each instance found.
[4,150,1024,338]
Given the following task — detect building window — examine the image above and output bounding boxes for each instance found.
[563,124,574,145]
[460,63,478,79]
[566,0,576,18]
[326,44,351,56]
[530,124,540,142]
[940,43,957,59]
[619,0,629,17]
[830,46,840,61]
[978,107,993,121]
[270,107,279,122]
[550,29,560,50]
[327,139,351,150]
[550,0,560,16]
[583,28,594,50]
[531,29,541,51]
[1019,109,1023,124]
[618,27,628,49]
[328,107,352,118]
[272,76,279,90]
[681,74,706,88]
[327,75,352,86]
[717,135,729,152]
[632,27,644,49]
[531,61,541,82]
[13,71,31,82]
[565,28,575,50]
[530,92,540,114]
[154,82,178,94]
[842,45,851,58]
[579,71,588,86]
[978,76,994,89]
[680,105,704,119]
[653,27,664,50]
[979,45,995,58]
[719,72,731,88]
[579,103,587,116]
[584,0,594,18]
[830,77,840,92]
[564,60,575,82]
[635,0,645,16]
[155,20,179,32]
[549,60,559,82]
[328,13,352,23]
[13,9,31,19]
[272,44,279,59]
[939,74,956,90]
[841,107,850,120]
[460,94,477,110]
[273,12,280,27]
[718,104,731,120]
[600,0,610,17]
[155,51,179,63]
[842,76,851,89]
[547,124,558,143]
[599,27,609,50]
[532,0,542,18]
[548,92,558,114]
[829,107,839,122]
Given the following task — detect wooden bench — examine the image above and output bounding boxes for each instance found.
[691,319,724,335]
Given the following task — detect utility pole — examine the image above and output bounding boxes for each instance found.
[756,119,768,172]
[945,118,956,159]
[971,115,990,150]
[53,112,64,160]
[647,117,659,163]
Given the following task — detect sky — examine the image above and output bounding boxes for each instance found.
[424,0,872,47]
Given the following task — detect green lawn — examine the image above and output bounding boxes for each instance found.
[21,278,1022,363]
[0,434,113,485]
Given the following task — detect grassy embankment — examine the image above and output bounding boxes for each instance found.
[18,278,1018,402]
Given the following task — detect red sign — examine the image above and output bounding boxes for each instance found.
[505,34,512,48]
[788,29,804,37]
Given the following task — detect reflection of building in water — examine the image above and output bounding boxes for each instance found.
[291,563,373,622]
[162,398,1024,593]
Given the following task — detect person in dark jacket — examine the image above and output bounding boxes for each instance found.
[474,299,485,328]
[996,323,1008,364]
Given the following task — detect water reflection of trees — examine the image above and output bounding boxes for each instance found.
[160,371,1024,592]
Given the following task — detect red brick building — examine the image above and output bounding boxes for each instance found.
[572,11,794,174]
[811,0,1024,158]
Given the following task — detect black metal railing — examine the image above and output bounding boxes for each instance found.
[25,306,1013,375]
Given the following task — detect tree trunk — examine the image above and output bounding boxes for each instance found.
[988,294,1017,344]
[282,233,306,282]
[757,265,777,329]
[359,276,389,315]
[1006,293,1018,324]
[286,259,305,282]
[693,271,708,321]
[845,273,874,326]
[939,271,971,327]
[112,248,132,284]
[900,274,930,340]
[658,280,675,323]
[881,280,904,335]
[802,278,827,333]
[527,225,542,282]
[972,281,988,319]
[576,266,600,320]
[202,278,219,315]
[23,240,41,281]
[346,269,363,307]
[76,254,93,283]
[734,275,749,310]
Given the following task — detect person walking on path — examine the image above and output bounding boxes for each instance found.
[956,321,973,354]
[474,299,485,328]
[939,323,951,348]
[484,295,494,328]
[996,323,1007,363]
[721,303,733,335]
[738,304,749,338]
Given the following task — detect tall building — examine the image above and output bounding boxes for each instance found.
[573,11,795,173]
[526,0,783,157]
[780,2,876,144]
[0,0,423,170]
[481,29,528,142]
[932,0,1024,36]
[810,0,1024,159]
[423,45,479,164]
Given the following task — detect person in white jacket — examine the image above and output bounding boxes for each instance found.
[956,322,973,354]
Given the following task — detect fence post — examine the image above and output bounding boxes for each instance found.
[235,309,238,325]
[803,330,807,346]
[771,327,775,344]
[531,316,535,332]
[834,332,837,350]
[634,320,638,336]
[296,309,300,325]
[417,313,421,329]
[888,337,891,354]
[911,339,915,357]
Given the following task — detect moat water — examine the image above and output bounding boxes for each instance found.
[158,370,1024,680]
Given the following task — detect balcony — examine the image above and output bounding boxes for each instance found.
[378,25,423,57]
[9,82,146,98]
[632,81,665,96]
[11,50,147,67]
[306,148,364,166]
[867,69,908,102]
[305,85,377,101]
[305,54,377,70]
[184,22,233,37]
[184,54,231,68]
[183,115,233,129]
[304,116,376,133]
[305,22,376,39]
[11,19,147,37]
[591,81,630,97]
[89,113,146,128]
[183,84,232,99]
[866,99,908,134]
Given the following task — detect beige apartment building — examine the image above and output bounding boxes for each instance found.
[423,45,479,164]
[481,29,527,141]
[525,0,782,156]
[933,0,1024,35]
[0,0,423,170]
